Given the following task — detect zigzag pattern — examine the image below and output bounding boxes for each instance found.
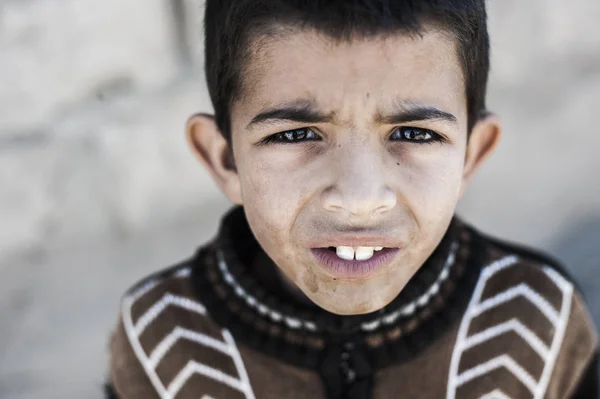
[479,389,511,399]
[148,326,231,368]
[134,293,207,336]
[122,267,256,399]
[462,319,550,359]
[455,354,538,393]
[470,284,559,325]
[447,256,574,399]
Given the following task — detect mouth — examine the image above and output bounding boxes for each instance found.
[310,246,401,279]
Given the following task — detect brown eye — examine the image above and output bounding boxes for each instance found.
[390,127,440,143]
[263,128,321,144]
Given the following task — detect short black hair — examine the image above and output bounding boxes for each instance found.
[204,0,490,141]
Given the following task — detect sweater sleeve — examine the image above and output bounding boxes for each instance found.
[571,352,598,399]
[107,318,160,399]
[546,291,598,399]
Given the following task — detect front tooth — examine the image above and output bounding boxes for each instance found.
[374,247,384,251]
[355,247,375,261]
[336,246,355,261]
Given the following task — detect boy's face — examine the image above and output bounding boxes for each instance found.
[189,28,500,315]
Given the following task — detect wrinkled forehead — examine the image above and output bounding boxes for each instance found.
[231,27,467,129]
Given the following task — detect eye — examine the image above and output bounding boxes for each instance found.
[262,128,321,144]
[390,127,441,143]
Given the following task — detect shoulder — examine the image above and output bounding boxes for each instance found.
[108,247,227,398]
[451,226,598,398]
[472,228,595,344]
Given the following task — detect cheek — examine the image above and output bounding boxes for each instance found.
[239,147,322,213]
[393,146,465,220]
[235,149,319,248]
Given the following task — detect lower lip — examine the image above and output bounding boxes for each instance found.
[310,248,400,279]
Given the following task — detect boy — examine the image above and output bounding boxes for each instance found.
[106,0,598,398]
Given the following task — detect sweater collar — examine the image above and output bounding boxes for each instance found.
[213,206,463,335]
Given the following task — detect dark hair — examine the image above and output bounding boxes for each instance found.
[204,0,490,141]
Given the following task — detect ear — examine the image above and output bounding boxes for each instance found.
[186,114,243,204]
[459,114,502,198]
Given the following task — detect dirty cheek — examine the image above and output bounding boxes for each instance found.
[302,267,319,294]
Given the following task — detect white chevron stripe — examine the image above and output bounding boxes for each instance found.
[131,279,160,302]
[534,267,573,398]
[167,360,246,397]
[479,389,512,399]
[543,266,572,293]
[462,318,550,360]
[174,267,192,278]
[470,283,560,326]
[148,326,232,368]
[129,268,190,302]
[447,255,574,399]
[123,294,170,398]
[162,329,256,399]
[447,257,518,399]
[223,329,256,399]
[456,355,538,394]
[122,267,256,399]
[480,255,519,280]
[134,293,206,336]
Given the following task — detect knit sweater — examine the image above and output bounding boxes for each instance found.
[107,207,598,399]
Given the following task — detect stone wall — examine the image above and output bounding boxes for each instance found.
[463,0,600,246]
[0,0,210,260]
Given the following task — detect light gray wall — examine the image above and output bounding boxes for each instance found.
[1,1,599,397]
[462,0,600,248]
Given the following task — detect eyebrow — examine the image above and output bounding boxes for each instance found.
[246,100,333,131]
[246,99,459,130]
[375,102,459,126]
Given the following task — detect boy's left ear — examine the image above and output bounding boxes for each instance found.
[460,114,502,197]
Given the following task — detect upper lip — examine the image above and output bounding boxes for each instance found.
[307,234,403,249]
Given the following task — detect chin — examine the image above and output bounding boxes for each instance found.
[307,290,393,315]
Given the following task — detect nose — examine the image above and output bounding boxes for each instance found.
[320,141,397,218]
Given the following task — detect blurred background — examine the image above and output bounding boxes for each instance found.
[1,0,599,397]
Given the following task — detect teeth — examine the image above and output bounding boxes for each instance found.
[334,246,383,261]
[355,247,374,261]
[335,246,355,261]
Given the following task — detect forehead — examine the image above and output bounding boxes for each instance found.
[232,28,466,128]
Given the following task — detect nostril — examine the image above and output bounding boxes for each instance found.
[321,188,345,212]
[371,203,393,217]
[321,185,397,215]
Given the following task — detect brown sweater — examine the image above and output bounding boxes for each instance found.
[107,207,598,399]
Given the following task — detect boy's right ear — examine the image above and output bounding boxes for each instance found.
[186,114,243,205]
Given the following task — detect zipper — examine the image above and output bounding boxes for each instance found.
[340,342,357,386]
[319,340,372,399]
